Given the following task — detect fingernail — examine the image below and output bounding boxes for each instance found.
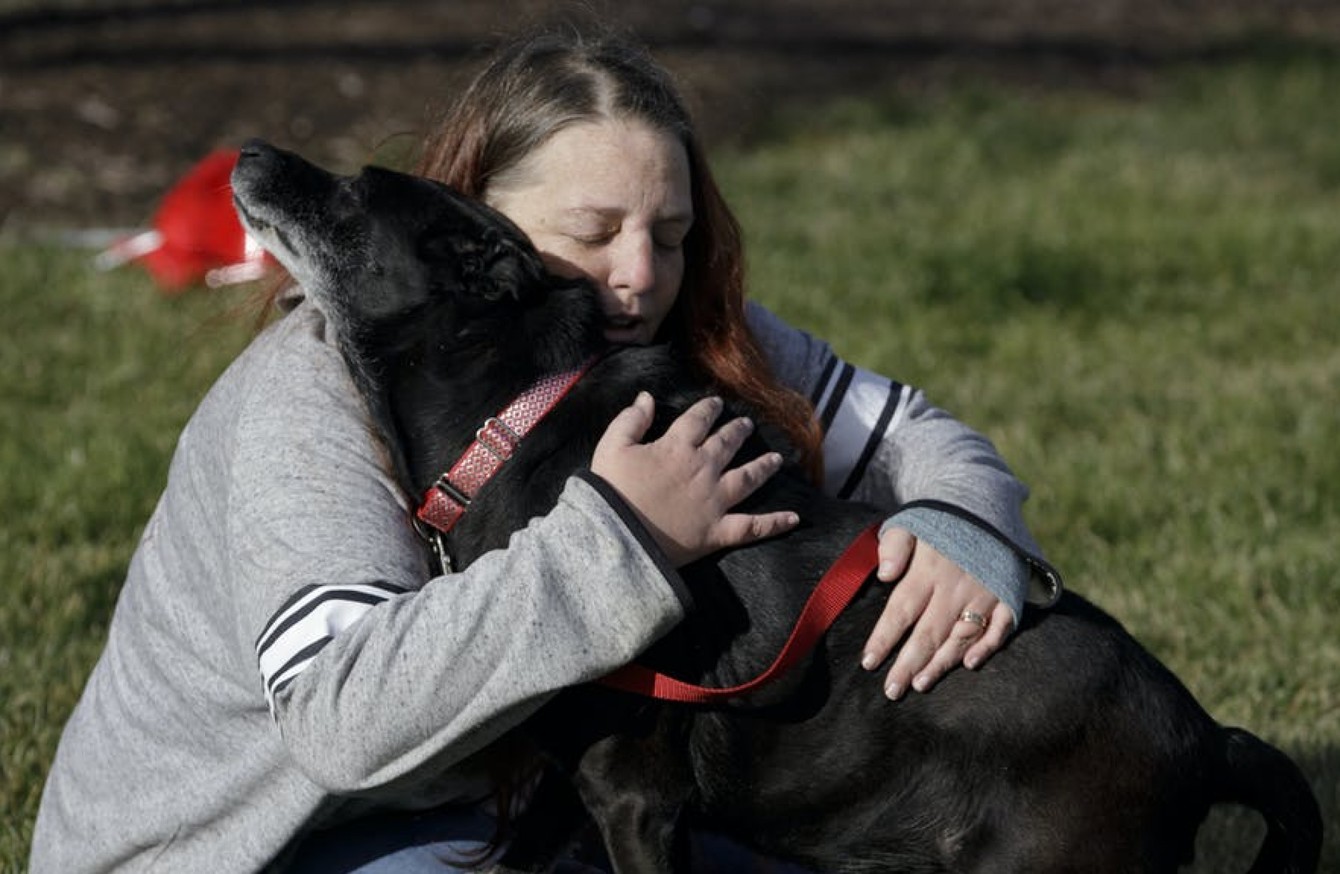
[877,560,896,580]
[965,655,980,670]
[861,652,878,671]
[913,675,930,693]
[884,680,902,700]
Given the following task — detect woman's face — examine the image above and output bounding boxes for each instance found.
[486,119,693,346]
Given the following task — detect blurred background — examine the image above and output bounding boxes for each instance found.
[6,0,1340,231]
[3,2,1339,871]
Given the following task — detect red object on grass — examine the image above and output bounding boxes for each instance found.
[97,148,273,292]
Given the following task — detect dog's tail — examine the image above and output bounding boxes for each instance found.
[1215,726,1322,874]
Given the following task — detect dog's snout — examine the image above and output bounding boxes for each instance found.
[237,138,280,166]
[232,139,282,195]
[232,139,343,199]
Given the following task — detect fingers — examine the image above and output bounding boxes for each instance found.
[877,585,944,701]
[860,527,917,668]
[596,391,655,452]
[589,393,797,567]
[903,599,1002,695]
[717,450,784,506]
[879,596,1013,699]
[664,395,725,446]
[963,601,1014,671]
[860,568,927,673]
[876,526,914,582]
[662,396,760,469]
[860,534,1014,700]
[708,509,800,552]
[882,606,954,700]
[701,411,756,459]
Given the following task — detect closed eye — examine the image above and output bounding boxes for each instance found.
[654,219,692,251]
[653,232,686,252]
[569,233,614,249]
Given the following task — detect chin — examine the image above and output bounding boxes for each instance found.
[603,327,651,346]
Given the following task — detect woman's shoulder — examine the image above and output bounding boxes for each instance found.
[249,296,344,378]
[180,297,377,472]
[191,296,413,545]
[744,300,834,394]
[218,298,356,414]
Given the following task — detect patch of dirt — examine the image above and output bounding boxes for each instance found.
[2,0,1337,233]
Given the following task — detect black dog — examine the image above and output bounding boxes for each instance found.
[231,140,1322,873]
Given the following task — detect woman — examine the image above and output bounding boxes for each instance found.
[31,26,1059,874]
[417,28,1060,698]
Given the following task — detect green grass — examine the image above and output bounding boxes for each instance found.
[0,255,256,866]
[731,53,1340,868]
[4,51,1339,870]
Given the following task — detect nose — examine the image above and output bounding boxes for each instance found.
[606,232,657,300]
[231,138,282,187]
[237,137,275,162]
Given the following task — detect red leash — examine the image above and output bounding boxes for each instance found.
[600,522,882,703]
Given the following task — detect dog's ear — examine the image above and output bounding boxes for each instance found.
[474,228,548,304]
[420,224,546,307]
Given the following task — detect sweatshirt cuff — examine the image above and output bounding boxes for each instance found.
[574,470,693,614]
[881,505,1030,628]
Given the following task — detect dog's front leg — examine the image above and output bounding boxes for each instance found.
[571,731,696,874]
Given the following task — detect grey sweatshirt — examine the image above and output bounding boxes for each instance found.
[30,298,1057,873]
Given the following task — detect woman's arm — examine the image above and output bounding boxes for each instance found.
[746,302,1061,696]
[250,475,685,796]
[233,306,791,799]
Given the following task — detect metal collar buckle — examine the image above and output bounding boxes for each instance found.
[432,475,472,509]
[475,416,520,462]
[412,515,454,575]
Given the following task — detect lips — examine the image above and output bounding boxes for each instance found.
[608,312,648,343]
[605,312,640,328]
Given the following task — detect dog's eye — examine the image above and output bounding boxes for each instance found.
[419,232,462,265]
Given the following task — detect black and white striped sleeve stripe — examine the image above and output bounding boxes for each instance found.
[810,357,911,500]
[255,581,406,714]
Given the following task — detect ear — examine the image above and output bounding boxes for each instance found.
[416,228,502,306]
[414,189,548,308]
[474,229,548,305]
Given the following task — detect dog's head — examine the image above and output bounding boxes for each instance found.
[231,140,555,339]
[230,140,604,489]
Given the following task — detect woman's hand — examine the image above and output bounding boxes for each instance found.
[591,392,799,567]
[861,526,1013,699]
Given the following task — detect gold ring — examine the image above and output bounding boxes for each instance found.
[958,609,989,631]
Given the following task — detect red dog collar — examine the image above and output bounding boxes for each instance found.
[415,357,600,540]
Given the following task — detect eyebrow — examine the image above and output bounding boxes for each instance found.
[562,206,694,225]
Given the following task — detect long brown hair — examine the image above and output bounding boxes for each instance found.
[416,26,822,473]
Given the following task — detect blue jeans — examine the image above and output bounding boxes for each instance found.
[283,806,808,873]
[283,806,606,873]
